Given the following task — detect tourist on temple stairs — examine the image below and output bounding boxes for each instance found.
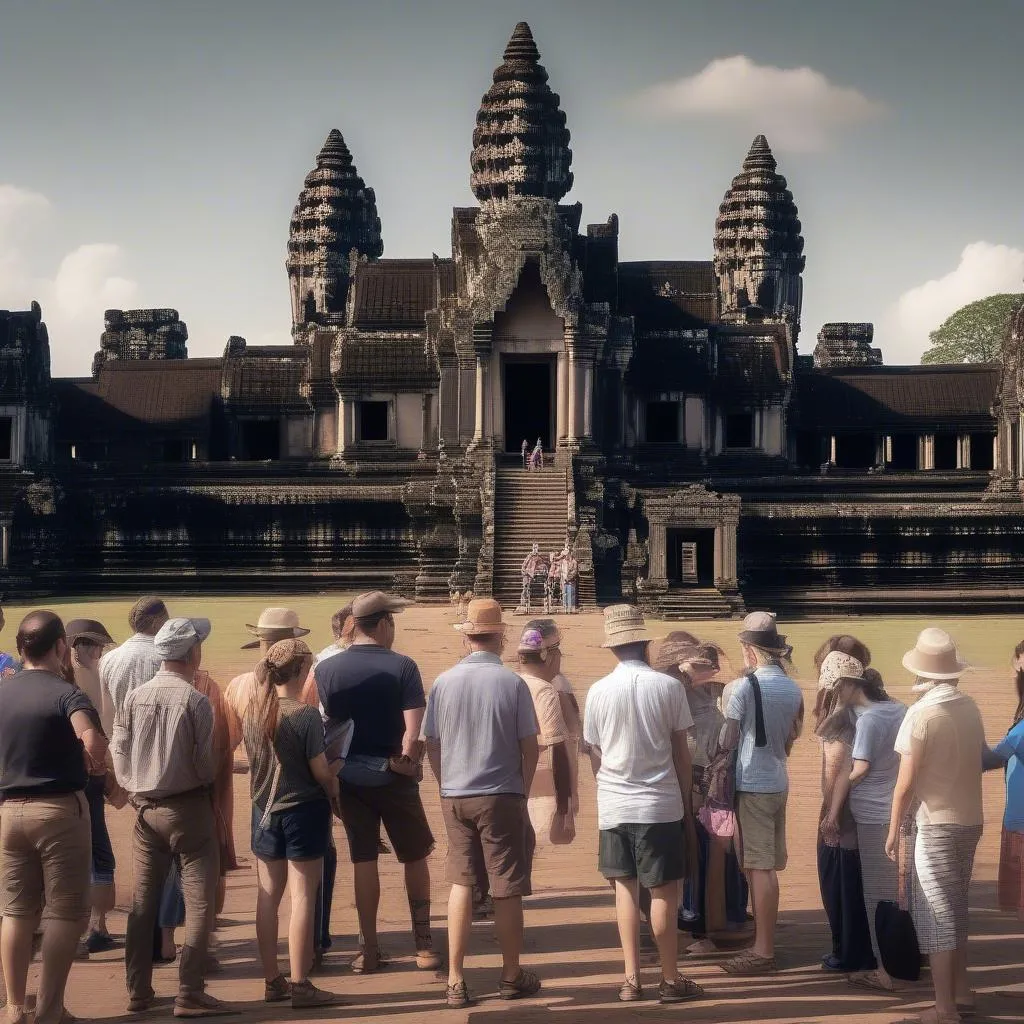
[0,611,107,1024]
[887,628,985,1024]
[820,656,908,991]
[521,437,529,468]
[515,621,574,846]
[543,552,560,614]
[67,618,126,955]
[315,591,441,974]
[241,638,345,1009]
[813,647,875,975]
[530,437,543,470]
[583,605,704,1005]
[993,642,1024,919]
[560,546,579,614]
[719,611,804,977]
[519,543,544,613]
[112,617,232,1018]
[423,598,541,1009]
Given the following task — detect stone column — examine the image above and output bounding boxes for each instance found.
[337,399,352,453]
[648,524,668,583]
[884,435,893,463]
[724,524,738,586]
[583,359,594,439]
[567,350,577,442]
[956,434,970,469]
[874,435,886,467]
[556,352,568,442]
[419,393,431,455]
[713,526,724,583]
[387,398,397,444]
[472,356,485,444]
[918,434,935,470]
[994,432,1000,473]
[829,435,837,465]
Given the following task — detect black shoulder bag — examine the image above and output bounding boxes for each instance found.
[746,670,768,748]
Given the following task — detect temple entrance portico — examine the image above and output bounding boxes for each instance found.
[501,355,556,453]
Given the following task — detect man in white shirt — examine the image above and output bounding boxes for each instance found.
[583,605,703,1005]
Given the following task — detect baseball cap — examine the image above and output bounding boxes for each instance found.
[154,617,212,660]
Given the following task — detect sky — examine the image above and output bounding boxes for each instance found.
[0,0,1022,376]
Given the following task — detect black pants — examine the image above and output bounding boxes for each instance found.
[817,837,876,971]
[314,837,338,952]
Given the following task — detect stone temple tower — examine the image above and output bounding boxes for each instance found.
[470,21,573,203]
[286,130,383,334]
[713,135,805,328]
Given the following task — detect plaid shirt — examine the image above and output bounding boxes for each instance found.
[100,633,163,720]
[112,669,216,799]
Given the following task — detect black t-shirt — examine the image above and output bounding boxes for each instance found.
[0,669,100,797]
[315,644,425,759]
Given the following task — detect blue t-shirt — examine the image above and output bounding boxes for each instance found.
[995,719,1024,832]
[422,651,538,798]
[726,665,804,794]
[849,700,907,825]
[0,652,19,675]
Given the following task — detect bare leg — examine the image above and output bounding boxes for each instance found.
[705,839,727,938]
[648,881,681,984]
[89,883,115,937]
[492,896,524,984]
[404,859,433,951]
[352,861,381,950]
[747,869,779,959]
[286,859,322,984]
[1,916,37,1013]
[930,949,957,1018]
[255,858,287,983]
[36,917,86,1024]
[446,884,473,987]
[953,945,973,1006]
[613,878,641,984]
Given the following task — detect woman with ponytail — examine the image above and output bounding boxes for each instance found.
[241,639,345,1009]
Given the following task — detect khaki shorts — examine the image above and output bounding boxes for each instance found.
[1,792,91,921]
[737,791,788,871]
[442,795,534,899]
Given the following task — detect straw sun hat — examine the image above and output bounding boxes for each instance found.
[600,604,652,649]
[454,598,507,636]
[902,628,971,681]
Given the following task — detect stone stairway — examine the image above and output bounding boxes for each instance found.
[492,464,569,609]
[655,587,739,620]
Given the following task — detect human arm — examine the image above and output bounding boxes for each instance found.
[402,708,425,761]
[672,728,699,874]
[551,741,571,815]
[421,686,441,789]
[886,743,920,861]
[70,709,108,770]
[786,697,805,755]
[519,734,540,796]
[425,739,441,789]
[822,742,853,832]
[309,752,342,818]
[720,678,747,753]
[191,694,218,787]
[988,725,1024,770]
[400,659,427,760]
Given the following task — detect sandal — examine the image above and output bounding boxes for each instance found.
[350,945,389,974]
[658,976,705,1004]
[618,976,643,1002]
[720,951,777,975]
[446,980,474,1009]
[498,968,542,1000]
[848,970,899,993]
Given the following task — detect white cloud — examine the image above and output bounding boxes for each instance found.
[0,185,139,376]
[885,242,1024,363]
[634,55,885,152]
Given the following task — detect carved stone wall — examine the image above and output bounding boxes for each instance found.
[93,309,187,375]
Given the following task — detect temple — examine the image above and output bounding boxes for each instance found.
[1,22,1021,616]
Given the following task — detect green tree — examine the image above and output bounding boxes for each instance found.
[920,292,1023,364]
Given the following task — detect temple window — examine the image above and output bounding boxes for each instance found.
[724,412,754,449]
[644,401,680,443]
[357,401,390,443]
[934,433,957,471]
[0,418,11,461]
[240,419,281,460]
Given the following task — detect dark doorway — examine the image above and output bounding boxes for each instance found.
[358,401,389,442]
[241,419,280,460]
[0,417,11,461]
[725,413,754,448]
[889,433,917,471]
[645,401,680,443]
[969,432,995,471]
[835,433,876,469]
[666,528,715,586]
[504,359,553,452]
[935,433,957,470]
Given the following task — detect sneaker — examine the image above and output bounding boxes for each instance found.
[445,981,473,1010]
[85,931,120,954]
[658,977,705,1004]
[289,980,346,1010]
[172,992,238,1018]
[264,976,290,1003]
[498,968,542,1001]
[127,996,153,1013]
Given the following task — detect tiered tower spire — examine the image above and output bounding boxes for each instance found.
[470,22,573,203]
[287,130,383,331]
[713,135,805,324]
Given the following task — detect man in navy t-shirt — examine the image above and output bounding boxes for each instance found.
[315,591,439,974]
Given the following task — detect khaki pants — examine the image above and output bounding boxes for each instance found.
[124,790,218,1001]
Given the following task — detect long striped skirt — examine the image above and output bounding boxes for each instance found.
[855,821,899,964]
[998,827,1024,918]
[911,823,983,954]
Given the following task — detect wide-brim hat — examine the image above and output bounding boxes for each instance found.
[601,604,652,648]
[738,610,790,654]
[455,598,507,635]
[818,651,865,692]
[649,631,699,672]
[242,607,310,650]
[902,627,971,681]
[66,618,115,648]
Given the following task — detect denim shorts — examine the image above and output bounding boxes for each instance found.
[251,800,331,862]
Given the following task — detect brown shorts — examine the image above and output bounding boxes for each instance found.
[337,775,435,864]
[442,794,534,899]
[1,792,91,921]
[737,790,788,871]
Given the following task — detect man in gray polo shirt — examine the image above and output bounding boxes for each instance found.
[423,598,540,1010]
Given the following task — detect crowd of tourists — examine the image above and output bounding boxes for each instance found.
[0,595,1021,1024]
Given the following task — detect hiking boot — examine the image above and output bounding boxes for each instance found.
[498,968,542,1000]
[172,992,238,1018]
[289,980,346,1010]
[264,976,290,1003]
[445,981,473,1010]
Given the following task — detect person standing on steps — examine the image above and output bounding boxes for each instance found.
[315,591,441,975]
[424,598,542,1009]
[560,546,578,614]
[521,438,529,468]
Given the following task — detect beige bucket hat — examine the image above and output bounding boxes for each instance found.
[601,604,652,649]
[818,651,865,692]
[902,627,971,681]
[242,607,310,650]
[454,598,508,636]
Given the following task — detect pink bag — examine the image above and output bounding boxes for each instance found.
[698,801,736,839]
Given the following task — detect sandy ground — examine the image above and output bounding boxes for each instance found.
[14,601,1023,1024]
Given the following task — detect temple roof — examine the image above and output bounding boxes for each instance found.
[618,261,719,327]
[222,347,310,407]
[796,365,1000,428]
[287,130,383,286]
[351,260,440,327]
[713,135,804,272]
[335,337,438,391]
[470,22,573,202]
